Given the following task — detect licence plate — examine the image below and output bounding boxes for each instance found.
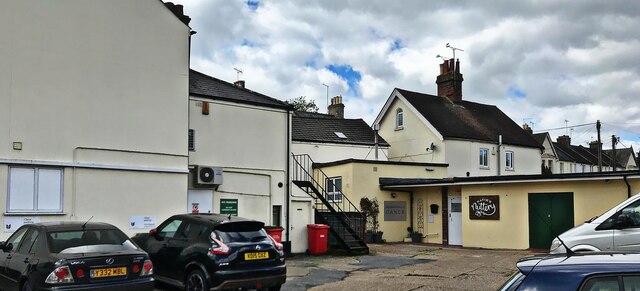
[90,267,127,278]
[244,252,269,260]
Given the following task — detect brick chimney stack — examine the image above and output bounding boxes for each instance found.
[522,124,533,134]
[557,135,571,146]
[328,96,344,119]
[589,141,602,151]
[436,58,464,102]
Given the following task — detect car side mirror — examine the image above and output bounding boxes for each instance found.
[0,241,13,252]
[615,214,631,229]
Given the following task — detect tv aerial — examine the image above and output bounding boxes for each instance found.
[233,67,243,81]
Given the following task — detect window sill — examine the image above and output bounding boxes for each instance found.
[395,126,404,131]
[479,166,490,170]
[4,212,66,216]
[505,168,514,171]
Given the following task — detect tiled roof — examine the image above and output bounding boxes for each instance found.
[603,148,637,168]
[189,69,291,110]
[532,133,547,145]
[553,143,620,167]
[292,112,389,146]
[397,88,541,149]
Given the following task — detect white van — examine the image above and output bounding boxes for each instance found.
[550,193,640,254]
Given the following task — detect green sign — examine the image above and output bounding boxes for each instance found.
[220,199,238,216]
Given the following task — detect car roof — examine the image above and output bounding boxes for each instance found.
[518,252,640,274]
[171,213,261,226]
[26,221,119,232]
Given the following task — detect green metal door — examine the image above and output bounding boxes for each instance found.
[528,193,574,249]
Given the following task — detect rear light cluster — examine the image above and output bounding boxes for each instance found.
[269,234,284,251]
[209,238,230,255]
[131,259,153,276]
[45,266,74,284]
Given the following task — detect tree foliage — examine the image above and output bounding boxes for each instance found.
[285,96,319,112]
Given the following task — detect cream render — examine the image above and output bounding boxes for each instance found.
[0,0,190,240]
[292,142,388,163]
[461,179,640,249]
[317,161,447,242]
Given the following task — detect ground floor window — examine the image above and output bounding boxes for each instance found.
[325,177,343,202]
[8,167,63,213]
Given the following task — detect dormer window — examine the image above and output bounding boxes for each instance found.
[396,108,404,129]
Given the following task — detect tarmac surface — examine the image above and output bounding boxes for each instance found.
[155,243,540,291]
[283,244,536,291]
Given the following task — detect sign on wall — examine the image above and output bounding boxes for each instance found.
[220,199,238,216]
[4,217,40,233]
[384,201,406,221]
[129,216,157,229]
[469,195,500,220]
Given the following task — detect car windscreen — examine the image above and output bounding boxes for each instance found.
[47,229,137,253]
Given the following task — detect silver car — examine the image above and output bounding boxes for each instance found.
[551,193,640,253]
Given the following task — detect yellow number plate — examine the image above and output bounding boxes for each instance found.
[244,252,269,260]
[90,267,127,278]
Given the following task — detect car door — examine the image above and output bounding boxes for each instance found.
[0,226,29,290]
[4,228,39,287]
[170,222,210,280]
[146,218,184,278]
[612,200,640,251]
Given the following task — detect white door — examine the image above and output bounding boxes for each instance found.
[187,189,213,214]
[291,201,312,253]
[448,195,463,245]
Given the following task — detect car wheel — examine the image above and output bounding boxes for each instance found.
[186,269,210,291]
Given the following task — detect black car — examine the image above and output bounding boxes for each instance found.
[132,213,286,291]
[0,221,154,291]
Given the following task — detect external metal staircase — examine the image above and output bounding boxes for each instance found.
[292,154,369,254]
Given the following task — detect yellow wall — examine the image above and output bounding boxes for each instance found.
[414,188,444,244]
[378,97,445,163]
[461,179,640,249]
[318,161,447,242]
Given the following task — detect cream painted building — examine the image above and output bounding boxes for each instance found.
[381,171,640,249]
[0,0,192,240]
[187,70,308,252]
[374,60,542,178]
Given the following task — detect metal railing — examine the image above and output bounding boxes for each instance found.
[291,154,366,242]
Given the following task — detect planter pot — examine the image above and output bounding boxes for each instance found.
[365,232,374,243]
[410,233,423,243]
[373,232,384,243]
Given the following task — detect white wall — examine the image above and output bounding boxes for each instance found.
[292,142,388,163]
[188,98,299,246]
[445,140,541,177]
[0,0,190,239]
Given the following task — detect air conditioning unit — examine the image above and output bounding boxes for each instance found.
[195,166,223,186]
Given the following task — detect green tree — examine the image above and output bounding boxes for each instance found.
[285,96,319,112]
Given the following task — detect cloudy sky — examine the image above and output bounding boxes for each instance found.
[178,0,640,151]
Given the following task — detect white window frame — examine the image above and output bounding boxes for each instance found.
[395,109,404,129]
[505,151,514,170]
[325,176,343,202]
[479,148,489,168]
[7,167,63,213]
[559,162,564,173]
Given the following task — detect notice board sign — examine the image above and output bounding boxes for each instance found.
[469,195,500,220]
[384,201,406,221]
[220,199,238,216]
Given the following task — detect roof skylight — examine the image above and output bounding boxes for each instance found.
[334,132,347,139]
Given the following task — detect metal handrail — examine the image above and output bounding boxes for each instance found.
[291,154,365,240]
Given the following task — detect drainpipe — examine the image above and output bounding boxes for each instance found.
[624,175,632,198]
[497,135,502,176]
[373,124,380,160]
[285,111,291,251]
[410,191,414,231]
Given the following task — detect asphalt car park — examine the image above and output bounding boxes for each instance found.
[155,243,533,291]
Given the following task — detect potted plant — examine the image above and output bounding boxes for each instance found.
[360,197,383,243]
[407,227,423,243]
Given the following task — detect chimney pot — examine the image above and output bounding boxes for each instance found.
[328,95,345,119]
[234,80,245,88]
[522,124,533,134]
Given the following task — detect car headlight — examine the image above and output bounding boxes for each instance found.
[549,239,563,253]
